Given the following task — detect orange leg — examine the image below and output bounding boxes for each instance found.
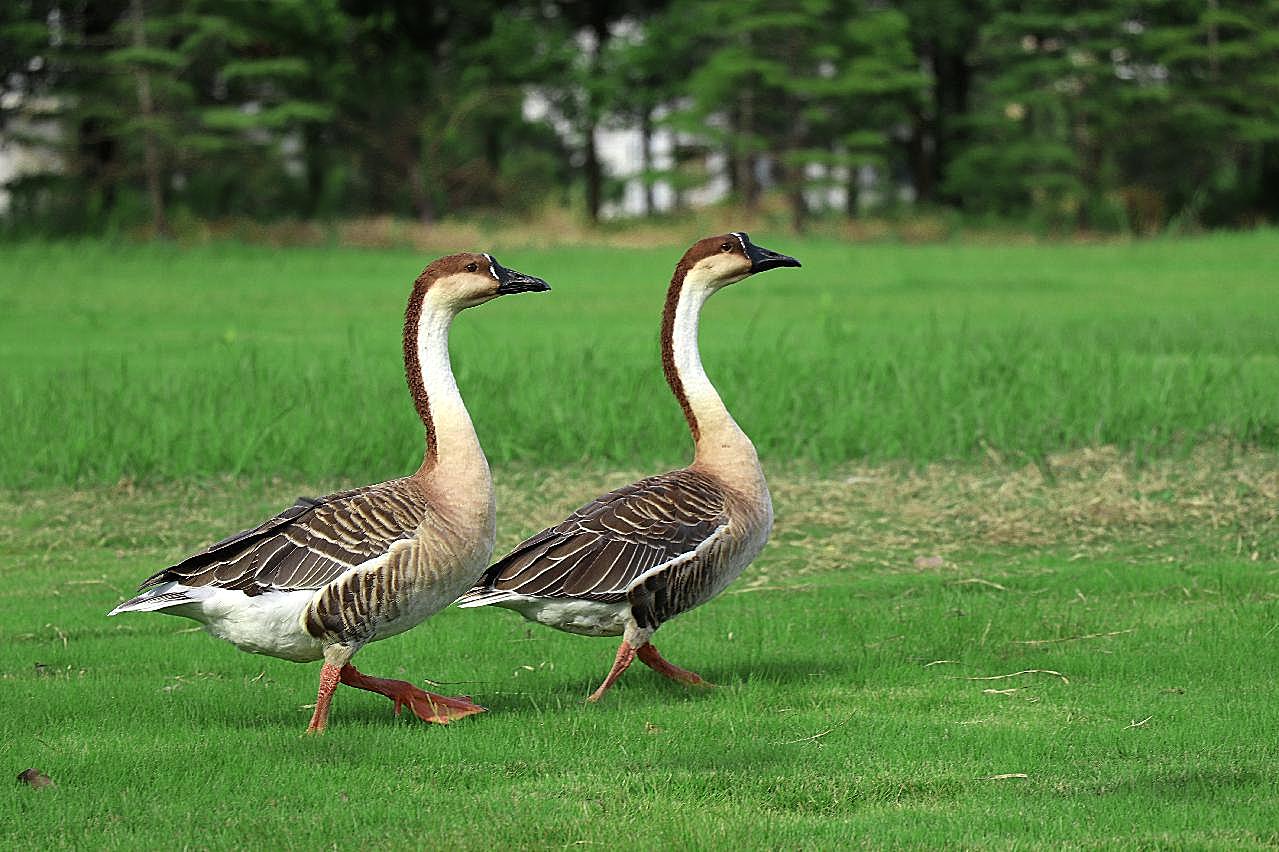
[305,661,342,734]
[586,640,636,703]
[338,664,485,724]
[637,644,713,688]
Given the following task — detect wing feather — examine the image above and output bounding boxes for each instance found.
[136,479,428,595]
[472,469,726,603]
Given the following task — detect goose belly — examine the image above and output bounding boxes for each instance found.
[498,595,631,637]
[193,588,327,662]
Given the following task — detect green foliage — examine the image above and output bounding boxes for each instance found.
[3,1,1279,231]
[951,0,1279,229]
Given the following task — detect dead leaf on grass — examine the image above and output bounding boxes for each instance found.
[17,768,55,789]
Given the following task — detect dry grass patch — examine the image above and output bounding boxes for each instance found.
[2,444,1275,591]
[768,443,1278,580]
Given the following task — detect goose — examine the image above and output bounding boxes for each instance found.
[109,253,550,732]
[458,233,799,701]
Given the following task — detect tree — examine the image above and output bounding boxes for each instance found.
[597,7,693,215]
[897,0,991,205]
[1119,0,1279,226]
[948,1,1279,230]
[674,0,920,230]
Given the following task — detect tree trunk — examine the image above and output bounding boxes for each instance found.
[845,162,859,218]
[583,18,610,224]
[303,123,327,218]
[409,159,435,224]
[932,40,972,206]
[738,86,759,210]
[130,0,169,238]
[785,150,807,234]
[76,3,118,218]
[584,121,601,223]
[639,108,654,216]
[907,110,933,205]
[788,176,807,233]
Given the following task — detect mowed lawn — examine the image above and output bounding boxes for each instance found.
[2,233,1278,847]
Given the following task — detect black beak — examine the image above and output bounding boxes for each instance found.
[740,233,801,274]
[492,258,551,295]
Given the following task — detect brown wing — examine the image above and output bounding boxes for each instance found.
[474,469,726,602]
[138,478,428,596]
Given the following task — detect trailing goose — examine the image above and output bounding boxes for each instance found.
[109,253,550,732]
[458,233,799,701]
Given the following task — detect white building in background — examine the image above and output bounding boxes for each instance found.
[525,90,902,219]
[0,94,62,216]
[2,85,902,220]
[522,91,717,219]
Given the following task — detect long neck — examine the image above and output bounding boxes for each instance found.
[404,299,489,492]
[661,270,757,471]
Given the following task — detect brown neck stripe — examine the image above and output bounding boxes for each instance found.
[660,261,699,443]
[402,276,437,472]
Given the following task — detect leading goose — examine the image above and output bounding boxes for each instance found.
[458,233,799,701]
[109,253,550,732]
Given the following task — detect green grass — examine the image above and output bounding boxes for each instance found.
[2,231,1278,486]
[2,467,1277,848]
[3,233,1278,846]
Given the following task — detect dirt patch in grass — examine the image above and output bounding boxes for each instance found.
[1,445,1275,582]
[770,444,1278,580]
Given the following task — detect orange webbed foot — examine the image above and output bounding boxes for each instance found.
[637,644,714,689]
[391,686,486,724]
[340,664,486,725]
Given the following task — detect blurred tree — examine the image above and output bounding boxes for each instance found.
[1120,0,1279,227]
[897,0,991,205]
[944,3,1117,227]
[542,0,665,223]
[817,0,925,217]
[677,0,920,229]
[4,0,1279,233]
[597,6,693,215]
[2,0,333,232]
[2,0,128,231]
[949,1,1279,230]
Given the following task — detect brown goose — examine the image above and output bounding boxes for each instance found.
[458,233,799,701]
[109,253,550,732]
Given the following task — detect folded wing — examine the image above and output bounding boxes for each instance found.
[136,478,429,597]
[470,469,726,603]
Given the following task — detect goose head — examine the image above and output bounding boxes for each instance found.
[417,252,550,311]
[678,232,801,291]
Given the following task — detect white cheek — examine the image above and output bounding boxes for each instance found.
[695,258,724,276]
[692,256,747,283]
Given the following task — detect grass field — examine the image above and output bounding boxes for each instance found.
[2,231,1278,485]
[3,232,1278,847]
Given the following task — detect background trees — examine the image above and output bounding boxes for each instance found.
[2,0,1276,234]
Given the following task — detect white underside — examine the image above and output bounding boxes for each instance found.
[481,594,631,637]
[111,581,328,662]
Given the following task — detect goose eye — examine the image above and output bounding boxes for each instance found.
[720,242,732,252]
[466,262,478,273]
